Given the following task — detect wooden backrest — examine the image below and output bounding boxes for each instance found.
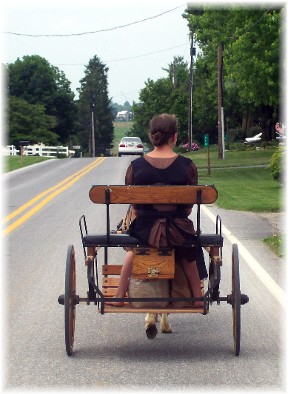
[89,185,218,205]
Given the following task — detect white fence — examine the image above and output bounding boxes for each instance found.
[2,145,20,156]
[2,144,75,158]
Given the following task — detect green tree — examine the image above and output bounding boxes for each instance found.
[7,55,77,145]
[123,101,132,111]
[77,55,114,155]
[51,67,78,145]
[8,55,57,111]
[163,56,189,90]
[130,78,173,143]
[130,57,190,144]
[111,101,132,119]
[8,96,58,146]
[225,8,281,139]
[192,55,219,143]
[184,6,282,141]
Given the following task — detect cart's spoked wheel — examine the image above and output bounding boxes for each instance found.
[232,244,241,356]
[65,245,76,356]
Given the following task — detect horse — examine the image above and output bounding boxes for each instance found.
[145,313,172,339]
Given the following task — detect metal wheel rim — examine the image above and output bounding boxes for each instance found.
[232,244,241,356]
[65,245,76,356]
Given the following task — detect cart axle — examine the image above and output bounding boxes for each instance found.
[226,294,249,305]
[58,294,80,305]
[58,293,249,307]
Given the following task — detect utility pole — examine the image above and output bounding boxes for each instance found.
[217,43,225,159]
[172,61,177,89]
[188,28,195,150]
[91,95,95,158]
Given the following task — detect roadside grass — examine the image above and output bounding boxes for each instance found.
[195,153,283,257]
[184,145,276,169]
[4,155,52,172]
[198,166,282,212]
[263,235,284,257]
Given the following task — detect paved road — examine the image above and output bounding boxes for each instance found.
[2,157,285,391]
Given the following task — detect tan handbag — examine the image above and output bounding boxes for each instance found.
[128,278,169,308]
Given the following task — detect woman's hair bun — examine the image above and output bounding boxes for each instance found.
[148,114,178,146]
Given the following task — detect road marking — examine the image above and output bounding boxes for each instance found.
[3,158,104,224]
[3,157,106,235]
[202,205,285,308]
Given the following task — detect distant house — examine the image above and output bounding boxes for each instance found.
[115,111,133,122]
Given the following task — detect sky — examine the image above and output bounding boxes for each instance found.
[2,0,286,106]
[2,0,196,105]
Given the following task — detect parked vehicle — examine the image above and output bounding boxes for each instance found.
[118,137,144,157]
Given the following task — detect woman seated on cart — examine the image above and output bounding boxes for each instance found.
[106,113,207,307]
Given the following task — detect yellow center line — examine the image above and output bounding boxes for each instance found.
[3,157,106,236]
[3,158,104,224]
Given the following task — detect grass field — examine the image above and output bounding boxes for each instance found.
[112,121,134,155]
[183,145,282,212]
[199,167,282,212]
[3,155,52,172]
[183,145,276,169]
[188,146,283,256]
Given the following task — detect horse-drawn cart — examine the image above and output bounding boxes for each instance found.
[58,184,249,356]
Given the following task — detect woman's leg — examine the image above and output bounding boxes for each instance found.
[181,259,204,307]
[105,250,133,306]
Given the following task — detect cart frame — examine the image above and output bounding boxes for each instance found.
[58,184,249,356]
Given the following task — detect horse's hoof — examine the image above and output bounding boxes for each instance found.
[161,327,172,334]
[146,324,158,339]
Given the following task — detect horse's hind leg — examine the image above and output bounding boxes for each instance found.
[160,313,172,333]
[145,313,158,339]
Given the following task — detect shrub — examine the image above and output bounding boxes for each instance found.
[228,142,255,151]
[56,153,67,159]
[270,146,285,182]
[228,127,246,142]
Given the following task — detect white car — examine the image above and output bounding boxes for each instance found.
[118,137,144,157]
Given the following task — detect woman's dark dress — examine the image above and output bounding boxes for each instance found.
[125,154,207,279]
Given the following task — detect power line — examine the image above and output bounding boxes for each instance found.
[4,3,186,37]
[56,42,189,66]
[106,43,189,62]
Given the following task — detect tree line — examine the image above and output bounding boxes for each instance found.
[5,5,282,156]
[131,6,282,146]
[6,55,115,156]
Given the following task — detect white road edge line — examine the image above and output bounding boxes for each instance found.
[202,205,285,308]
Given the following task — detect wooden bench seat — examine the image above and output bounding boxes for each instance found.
[85,184,223,249]
[81,184,222,315]
[83,233,223,248]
